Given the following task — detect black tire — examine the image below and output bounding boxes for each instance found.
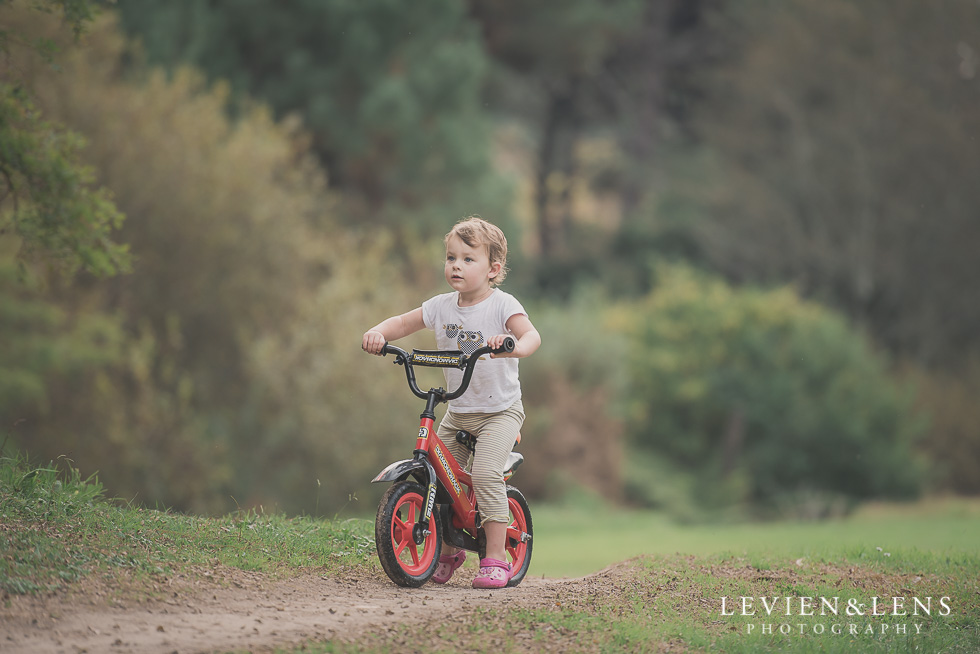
[375,481,442,587]
[504,485,533,587]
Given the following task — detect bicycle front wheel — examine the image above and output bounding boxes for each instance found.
[375,481,442,587]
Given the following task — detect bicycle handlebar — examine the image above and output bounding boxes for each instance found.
[381,337,516,402]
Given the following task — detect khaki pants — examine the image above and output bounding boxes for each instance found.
[436,399,524,525]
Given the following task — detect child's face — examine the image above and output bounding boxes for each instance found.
[444,233,500,296]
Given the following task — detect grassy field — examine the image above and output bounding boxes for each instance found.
[337,495,980,653]
[529,496,980,578]
[300,495,980,654]
[0,452,375,595]
[3,453,978,652]
[460,552,977,654]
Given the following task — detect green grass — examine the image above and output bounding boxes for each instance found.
[501,553,980,654]
[529,496,980,578]
[0,451,374,595]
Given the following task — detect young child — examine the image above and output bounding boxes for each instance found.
[362,216,541,589]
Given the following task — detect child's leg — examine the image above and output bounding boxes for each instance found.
[469,400,524,562]
[438,414,472,478]
[436,400,525,561]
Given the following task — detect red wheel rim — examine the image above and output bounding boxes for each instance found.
[504,496,528,571]
[390,491,437,575]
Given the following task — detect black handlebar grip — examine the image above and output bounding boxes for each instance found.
[492,336,516,355]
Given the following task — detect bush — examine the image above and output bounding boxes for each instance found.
[907,359,980,496]
[615,265,926,517]
[517,288,629,502]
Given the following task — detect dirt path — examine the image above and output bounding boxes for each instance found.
[1,561,611,653]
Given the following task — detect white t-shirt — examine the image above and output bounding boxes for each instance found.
[421,289,526,413]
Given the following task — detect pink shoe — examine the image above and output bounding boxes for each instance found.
[472,558,511,589]
[432,550,466,584]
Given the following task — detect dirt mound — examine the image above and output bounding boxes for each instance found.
[1,560,633,653]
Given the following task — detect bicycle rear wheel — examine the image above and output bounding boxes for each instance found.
[375,481,442,587]
[504,485,533,587]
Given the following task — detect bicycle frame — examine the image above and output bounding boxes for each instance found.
[371,339,519,553]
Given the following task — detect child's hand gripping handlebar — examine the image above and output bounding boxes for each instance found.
[381,337,516,402]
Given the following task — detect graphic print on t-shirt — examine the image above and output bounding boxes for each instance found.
[444,323,484,355]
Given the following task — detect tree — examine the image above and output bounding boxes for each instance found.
[0,247,123,420]
[676,0,980,369]
[0,0,129,276]
[470,0,645,258]
[6,9,312,511]
[113,0,510,234]
[6,8,445,514]
[466,0,730,301]
[1,0,129,445]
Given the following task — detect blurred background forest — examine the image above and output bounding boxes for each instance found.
[2,0,978,521]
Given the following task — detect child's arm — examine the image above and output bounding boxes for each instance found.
[488,314,541,359]
[362,308,425,355]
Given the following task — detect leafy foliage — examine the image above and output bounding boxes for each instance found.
[472,0,646,259]
[0,248,123,416]
[617,265,925,515]
[3,0,971,517]
[517,290,630,501]
[0,87,128,276]
[0,0,129,276]
[678,0,980,368]
[239,232,436,515]
[114,0,511,231]
[0,1,128,432]
[909,361,980,495]
[4,11,421,514]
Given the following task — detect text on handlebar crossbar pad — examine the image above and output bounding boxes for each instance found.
[409,351,465,369]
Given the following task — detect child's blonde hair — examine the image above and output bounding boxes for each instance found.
[445,216,509,286]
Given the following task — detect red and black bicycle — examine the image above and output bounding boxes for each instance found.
[370,337,533,588]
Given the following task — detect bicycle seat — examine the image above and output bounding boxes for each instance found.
[456,430,522,452]
[455,429,478,452]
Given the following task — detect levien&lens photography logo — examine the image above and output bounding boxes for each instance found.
[720,595,953,636]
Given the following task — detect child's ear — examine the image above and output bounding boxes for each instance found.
[488,261,502,280]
